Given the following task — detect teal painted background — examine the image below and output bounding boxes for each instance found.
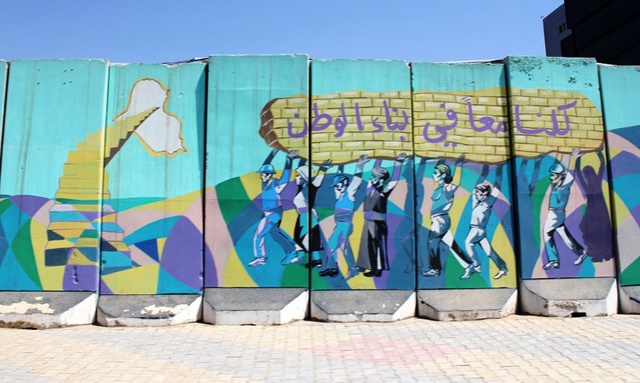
[506,56,602,112]
[412,62,507,91]
[0,60,108,198]
[312,59,409,94]
[207,55,309,184]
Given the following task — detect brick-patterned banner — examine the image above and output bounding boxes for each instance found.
[260,88,602,165]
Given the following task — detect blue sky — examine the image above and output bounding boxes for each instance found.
[1,1,563,63]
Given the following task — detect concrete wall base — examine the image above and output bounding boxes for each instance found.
[0,291,97,329]
[96,294,201,327]
[619,285,640,313]
[520,278,617,317]
[417,288,517,321]
[310,290,415,322]
[202,288,308,325]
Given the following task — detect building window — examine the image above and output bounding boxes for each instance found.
[559,23,567,33]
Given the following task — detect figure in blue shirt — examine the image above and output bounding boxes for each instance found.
[249,149,298,267]
[542,148,590,270]
[319,155,368,278]
[423,156,474,277]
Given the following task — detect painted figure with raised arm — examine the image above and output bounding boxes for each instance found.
[249,149,298,267]
[281,157,332,267]
[542,148,590,270]
[320,155,368,278]
[357,153,407,277]
[461,164,509,280]
[423,156,474,277]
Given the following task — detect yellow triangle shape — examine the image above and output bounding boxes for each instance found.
[157,237,166,260]
[102,264,160,294]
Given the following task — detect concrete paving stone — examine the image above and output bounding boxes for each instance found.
[1,316,639,382]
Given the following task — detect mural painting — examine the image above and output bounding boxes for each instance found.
[506,57,615,279]
[99,63,205,294]
[0,56,630,295]
[413,62,517,289]
[599,66,640,286]
[205,55,310,288]
[0,60,109,291]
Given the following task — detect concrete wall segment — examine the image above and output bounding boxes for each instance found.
[599,65,640,289]
[0,59,109,292]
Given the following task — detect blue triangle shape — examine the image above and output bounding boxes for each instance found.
[134,239,159,262]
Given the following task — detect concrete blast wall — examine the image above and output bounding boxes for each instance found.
[0,56,638,325]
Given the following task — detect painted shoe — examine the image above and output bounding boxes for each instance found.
[305,259,322,269]
[281,251,299,265]
[460,266,475,280]
[248,257,266,267]
[319,268,339,278]
[363,269,382,278]
[543,261,559,270]
[344,267,360,280]
[574,251,589,266]
[493,268,509,279]
[422,269,441,277]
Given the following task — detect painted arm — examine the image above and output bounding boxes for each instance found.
[312,159,332,188]
[263,148,278,166]
[297,157,307,179]
[384,152,408,193]
[562,148,582,186]
[528,155,544,195]
[452,155,465,186]
[275,150,298,191]
[367,159,383,189]
[477,164,490,185]
[348,154,369,199]
[416,156,428,180]
[490,164,503,198]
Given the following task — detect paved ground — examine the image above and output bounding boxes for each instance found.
[0,315,639,382]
